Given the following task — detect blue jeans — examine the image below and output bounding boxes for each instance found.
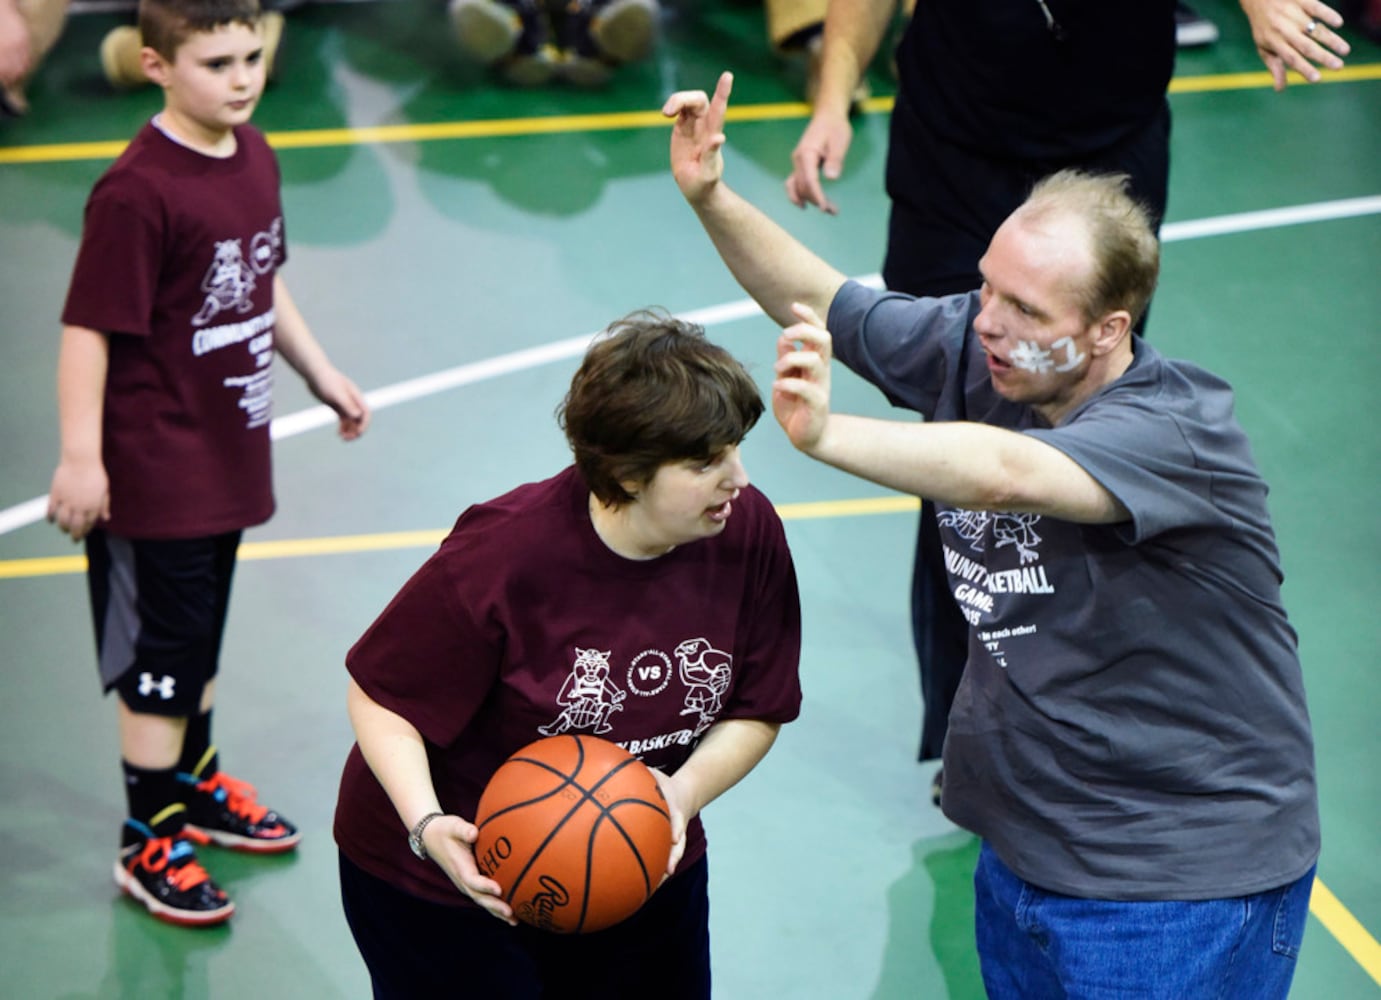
[974,841,1314,999]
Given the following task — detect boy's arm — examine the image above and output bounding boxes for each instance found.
[664,72,849,330]
[272,274,371,440]
[48,325,111,541]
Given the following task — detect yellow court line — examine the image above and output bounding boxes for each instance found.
[0,529,443,578]
[234,527,447,560]
[4,502,1380,982]
[0,495,918,579]
[776,495,918,520]
[2,65,1378,165]
[1311,878,1381,986]
[0,553,86,578]
[1167,62,1381,92]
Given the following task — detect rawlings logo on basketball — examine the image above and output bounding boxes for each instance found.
[473,734,673,934]
[515,875,572,933]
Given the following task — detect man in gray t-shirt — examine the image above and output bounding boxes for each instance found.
[664,73,1319,998]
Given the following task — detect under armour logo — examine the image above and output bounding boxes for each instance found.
[138,672,176,700]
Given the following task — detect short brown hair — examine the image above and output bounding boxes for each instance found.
[1019,169,1161,328]
[138,0,263,60]
[559,310,765,507]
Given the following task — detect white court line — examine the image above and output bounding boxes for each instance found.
[4,195,1378,537]
[1159,194,1381,241]
[0,498,51,536]
[265,297,793,438]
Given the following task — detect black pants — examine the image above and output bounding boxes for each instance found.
[340,851,711,999]
[881,101,1173,760]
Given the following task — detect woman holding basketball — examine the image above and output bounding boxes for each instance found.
[334,310,803,999]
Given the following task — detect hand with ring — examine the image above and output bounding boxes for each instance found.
[1237,0,1350,90]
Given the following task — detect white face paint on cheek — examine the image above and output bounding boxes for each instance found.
[1009,337,1087,375]
[1050,336,1087,372]
[1009,340,1058,374]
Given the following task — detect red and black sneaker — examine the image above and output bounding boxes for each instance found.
[115,829,235,927]
[183,771,302,854]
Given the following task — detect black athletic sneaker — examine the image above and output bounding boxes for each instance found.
[115,830,235,927]
[183,771,302,854]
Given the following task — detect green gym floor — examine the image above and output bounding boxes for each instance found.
[2,1,1379,996]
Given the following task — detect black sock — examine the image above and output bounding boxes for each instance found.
[121,760,186,845]
[178,710,218,780]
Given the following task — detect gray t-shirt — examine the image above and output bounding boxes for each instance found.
[829,280,1320,900]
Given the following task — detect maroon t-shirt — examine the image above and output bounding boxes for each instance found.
[334,466,804,906]
[62,120,285,538]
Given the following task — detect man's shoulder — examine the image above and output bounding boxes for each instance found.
[1049,347,1250,480]
[1092,343,1236,418]
[831,280,979,332]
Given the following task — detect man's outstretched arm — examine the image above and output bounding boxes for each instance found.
[771,307,1130,525]
[664,71,849,329]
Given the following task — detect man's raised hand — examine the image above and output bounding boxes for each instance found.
[772,303,835,454]
[663,71,734,204]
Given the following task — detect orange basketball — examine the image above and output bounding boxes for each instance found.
[473,734,673,934]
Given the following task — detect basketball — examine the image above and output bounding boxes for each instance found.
[473,734,673,934]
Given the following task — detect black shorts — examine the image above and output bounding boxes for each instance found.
[339,851,712,1000]
[85,529,242,716]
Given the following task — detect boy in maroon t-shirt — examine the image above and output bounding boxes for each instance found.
[48,0,370,927]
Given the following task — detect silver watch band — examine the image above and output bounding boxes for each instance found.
[408,811,445,860]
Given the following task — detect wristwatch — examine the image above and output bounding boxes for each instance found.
[408,811,445,860]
